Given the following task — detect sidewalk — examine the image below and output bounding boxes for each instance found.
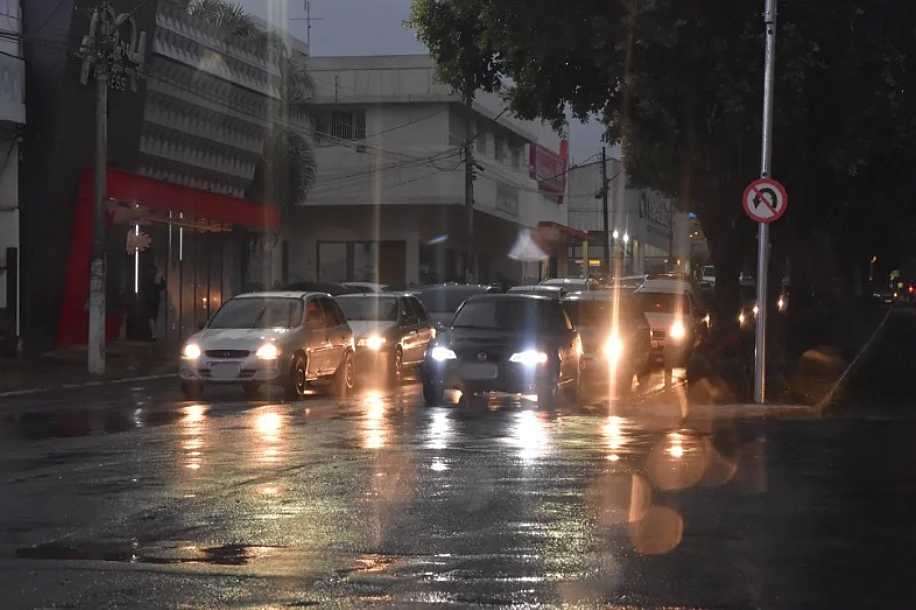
[0,341,177,396]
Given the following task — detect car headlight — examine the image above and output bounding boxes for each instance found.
[182,343,201,360]
[669,320,686,341]
[738,312,746,326]
[430,346,457,361]
[603,335,624,361]
[255,343,279,360]
[361,335,386,351]
[752,304,759,317]
[509,349,548,367]
[777,296,786,312]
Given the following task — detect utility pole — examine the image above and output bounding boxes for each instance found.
[464,97,476,283]
[754,0,778,403]
[78,3,145,375]
[600,147,610,276]
[289,1,325,55]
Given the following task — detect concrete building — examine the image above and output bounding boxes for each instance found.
[289,54,570,288]
[21,0,292,352]
[0,0,25,353]
[566,156,679,277]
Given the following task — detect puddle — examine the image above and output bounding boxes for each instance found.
[16,541,281,566]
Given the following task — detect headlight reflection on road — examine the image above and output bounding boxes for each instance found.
[361,391,390,450]
[510,410,550,462]
[252,408,286,466]
[180,404,208,472]
[425,410,452,450]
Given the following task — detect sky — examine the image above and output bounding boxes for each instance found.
[239,0,605,163]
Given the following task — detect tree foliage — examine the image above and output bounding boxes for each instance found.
[410,0,916,312]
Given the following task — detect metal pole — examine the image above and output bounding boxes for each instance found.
[601,147,610,276]
[754,0,777,403]
[464,98,475,283]
[88,66,108,375]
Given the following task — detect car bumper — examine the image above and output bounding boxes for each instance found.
[422,359,556,394]
[578,355,637,389]
[179,357,284,383]
[354,348,394,376]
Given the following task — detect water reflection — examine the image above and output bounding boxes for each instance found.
[360,391,390,450]
[509,410,551,462]
[425,410,452,450]
[250,407,287,466]
[180,404,208,472]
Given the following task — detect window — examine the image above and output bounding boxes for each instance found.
[314,109,367,141]
[452,298,567,333]
[399,298,418,324]
[208,298,303,329]
[511,145,522,169]
[338,296,399,321]
[494,135,506,162]
[320,297,346,326]
[306,299,327,329]
[407,296,429,322]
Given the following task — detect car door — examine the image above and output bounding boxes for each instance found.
[304,297,331,377]
[407,296,434,363]
[396,297,420,362]
[557,307,579,382]
[320,297,350,375]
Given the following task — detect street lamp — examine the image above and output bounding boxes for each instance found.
[612,229,619,240]
[622,232,630,244]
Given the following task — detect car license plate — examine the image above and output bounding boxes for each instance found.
[210,362,241,380]
[459,363,498,380]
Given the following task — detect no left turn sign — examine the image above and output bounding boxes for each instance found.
[742,177,788,224]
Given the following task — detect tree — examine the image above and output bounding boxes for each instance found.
[173,0,318,283]
[409,0,916,320]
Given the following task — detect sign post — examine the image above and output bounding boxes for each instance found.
[752,0,780,403]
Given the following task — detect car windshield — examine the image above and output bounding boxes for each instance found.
[637,292,690,314]
[564,299,643,329]
[452,298,565,332]
[208,298,303,329]
[417,288,489,313]
[338,297,399,321]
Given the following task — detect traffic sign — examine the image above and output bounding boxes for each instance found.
[742,177,788,223]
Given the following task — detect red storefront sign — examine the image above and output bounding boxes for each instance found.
[528,140,569,201]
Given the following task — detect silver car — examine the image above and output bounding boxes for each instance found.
[179,292,355,400]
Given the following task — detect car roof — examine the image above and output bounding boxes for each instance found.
[541,277,586,284]
[634,279,693,295]
[421,283,494,290]
[234,291,319,299]
[563,289,635,301]
[510,284,562,291]
[467,293,556,303]
[337,292,408,299]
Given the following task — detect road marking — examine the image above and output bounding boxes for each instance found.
[0,373,176,399]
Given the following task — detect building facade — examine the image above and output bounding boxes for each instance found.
[289,54,570,288]
[0,0,25,354]
[21,0,290,351]
[566,156,685,277]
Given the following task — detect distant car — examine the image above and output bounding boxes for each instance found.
[414,284,500,328]
[284,281,362,296]
[563,290,652,397]
[337,293,435,385]
[421,294,581,408]
[539,277,597,292]
[563,290,653,399]
[179,292,354,400]
[341,281,388,293]
[634,279,707,380]
[508,284,565,298]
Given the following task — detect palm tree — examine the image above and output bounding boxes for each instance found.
[171,0,317,282]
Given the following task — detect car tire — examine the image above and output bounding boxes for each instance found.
[332,351,354,399]
[422,379,443,406]
[181,380,203,400]
[242,382,260,400]
[284,354,308,401]
[389,347,404,387]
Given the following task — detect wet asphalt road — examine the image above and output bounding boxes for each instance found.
[3,315,916,609]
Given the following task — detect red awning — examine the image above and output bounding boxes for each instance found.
[537,221,589,243]
[105,169,280,230]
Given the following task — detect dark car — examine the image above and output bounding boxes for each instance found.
[421,294,581,408]
[414,284,500,328]
[562,291,652,398]
[337,293,435,385]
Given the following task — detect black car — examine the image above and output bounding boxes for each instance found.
[414,284,500,328]
[421,294,581,408]
[562,291,652,398]
[337,293,435,385]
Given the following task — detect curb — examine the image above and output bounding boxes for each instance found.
[0,373,176,399]
[815,306,893,411]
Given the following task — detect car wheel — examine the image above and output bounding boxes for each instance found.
[181,380,203,400]
[284,354,308,401]
[242,382,260,400]
[422,379,443,406]
[332,351,354,399]
[389,347,404,387]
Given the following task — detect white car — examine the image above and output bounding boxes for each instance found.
[179,292,355,400]
[633,278,706,379]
